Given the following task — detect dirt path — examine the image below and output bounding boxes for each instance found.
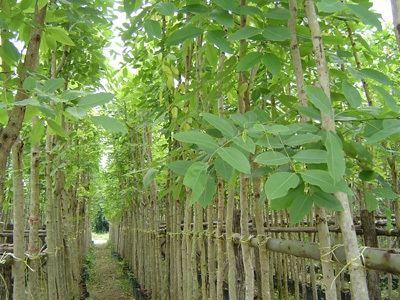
[87,242,134,300]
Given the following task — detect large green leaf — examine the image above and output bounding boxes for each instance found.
[325,131,345,183]
[167,160,193,176]
[372,187,399,199]
[91,116,128,133]
[173,130,218,153]
[301,170,351,194]
[372,85,399,113]
[316,0,344,13]
[47,119,68,137]
[365,191,378,212]
[312,191,343,211]
[269,185,303,210]
[195,176,216,208]
[180,4,210,14]
[232,135,255,154]
[305,85,333,118]
[144,20,162,39]
[237,52,263,71]
[44,78,64,93]
[342,81,362,108]
[285,133,321,147]
[205,30,233,54]
[265,172,300,200]
[365,119,400,144]
[216,147,251,174]
[183,162,209,203]
[165,26,203,46]
[227,26,262,41]
[154,2,177,15]
[215,157,235,182]
[214,0,239,11]
[77,92,114,108]
[289,194,313,224]
[209,9,234,28]
[46,27,75,46]
[265,7,291,20]
[254,151,290,166]
[2,40,20,64]
[262,53,281,75]
[202,112,237,139]
[262,26,291,41]
[346,4,381,31]
[143,168,157,187]
[30,119,45,146]
[65,107,87,119]
[360,68,392,86]
[292,149,328,164]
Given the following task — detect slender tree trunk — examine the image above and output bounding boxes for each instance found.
[28,117,40,299]
[226,184,237,300]
[0,2,47,210]
[391,0,400,50]
[12,139,25,300]
[303,1,369,299]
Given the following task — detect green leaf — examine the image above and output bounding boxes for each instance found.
[227,26,262,41]
[232,135,255,154]
[372,187,399,199]
[23,77,38,91]
[342,81,362,108]
[3,40,20,63]
[301,170,351,194]
[90,116,128,133]
[312,191,343,211]
[216,147,251,174]
[183,162,209,203]
[44,78,64,93]
[205,30,233,54]
[372,85,399,113]
[365,119,400,144]
[237,52,263,71]
[262,26,291,41]
[365,191,378,212]
[254,151,290,166]
[292,150,328,164]
[360,68,392,86]
[144,20,162,39]
[46,27,75,46]
[77,92,114,108]
[195,176,216,208]
[167,160,193,176]
[11,99,41,107]
[61,90,87,101]
[143,168,157,187]
[325,131,345,183]
[359,170,379,181]
[262,53,281,75]
[305,85,333,118]
[154,2,177,16]
[47,119,68,137]
[30,119,45,146]
[180,4,210,14]
[209,9,234,28]
[265,172,300,200]
[346,4,381,31]
[285,133,321,147]
[65,106,87,119]
[265,7,291,20]
[215,157,235,182]
[316,0,344,13]
[233,6,262,15]
[165,26,203,46]
[173,130,219,153]
[289,194,313,224]
[215,0,239,11]
[202,112,237,139]
[270,185,303,210]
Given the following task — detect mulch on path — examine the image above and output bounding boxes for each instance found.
[87,242,134,300]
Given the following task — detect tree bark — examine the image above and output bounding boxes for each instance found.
[391,0,400,50]
[12,139,25,300]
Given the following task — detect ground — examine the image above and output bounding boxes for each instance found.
[87,233,134,300]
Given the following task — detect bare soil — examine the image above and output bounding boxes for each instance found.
[87,242,134,300]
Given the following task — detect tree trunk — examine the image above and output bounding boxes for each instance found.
[391,0,400,50]
[12,139,25,300]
